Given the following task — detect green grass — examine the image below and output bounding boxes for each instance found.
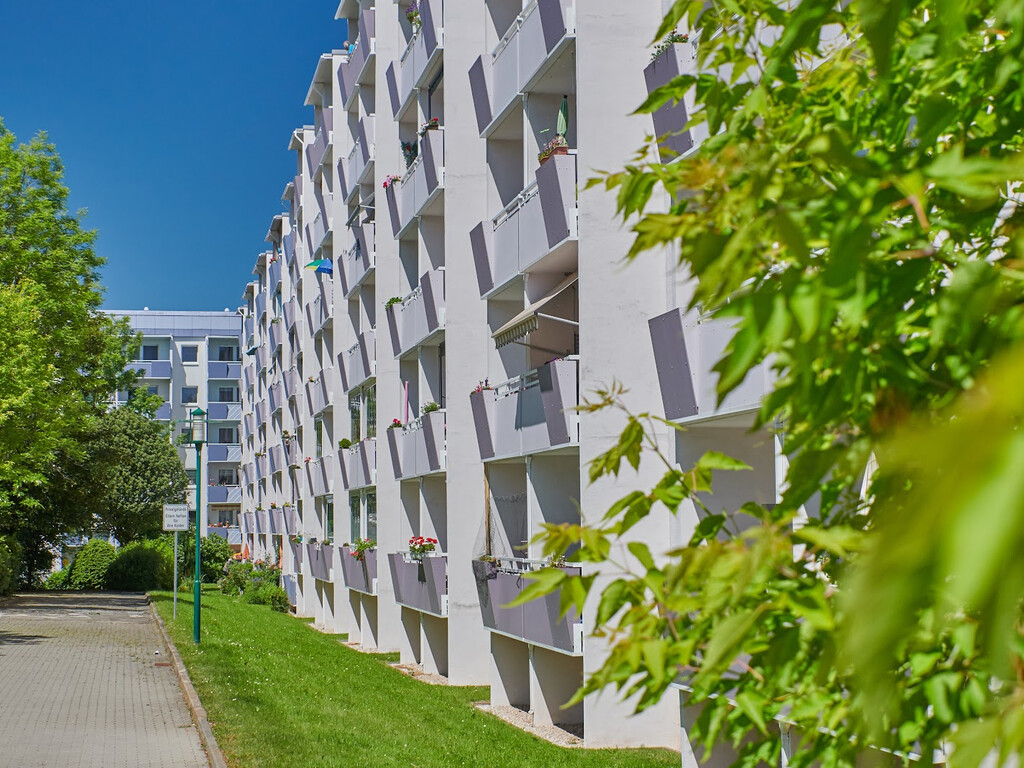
[151,590,679,768]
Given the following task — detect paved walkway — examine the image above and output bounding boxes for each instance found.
[0,592,208,768]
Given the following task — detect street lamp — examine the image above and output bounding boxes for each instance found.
[189,407,207,645]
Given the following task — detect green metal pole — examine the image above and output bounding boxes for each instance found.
[194,443,202,645]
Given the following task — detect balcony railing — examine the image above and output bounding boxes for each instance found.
[208,361,242,379]
[305,541,333,581]
[268,381,283,413]
[283,300,297,332]
[340,330,376,392]
[471,558,583,655]
[269,507,285,535]
[284,368,301,400]
[255,292,267,319]
[268,258,282,294]
[470,357,579,461]
[154,403,172,420]
[387,128,444,237]
[386,410,446,480]
[207,443,243,463]
[342,222,376,298]
[206,485,242,504]
[347,115,375,193]
[469,0,575,133]
[389,553,448,617]
[284,440,302,468]
[207,402,242,421]
[307,368,337,416]
[307,292,333,334]
[339,546,377,595]
[310,455,333,497]
[385,269,445,357]
[648,308,773,423]
[475,152,578,295]
[269,321,281,354]
[341,438,376,490]
[269,445,284,474]
[129,360,172,379]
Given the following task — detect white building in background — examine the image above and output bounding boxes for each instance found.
[236,0,778,756]
[107,310,244,546]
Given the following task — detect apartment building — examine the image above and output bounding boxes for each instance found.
[234,0,773,754]
[108,310,244,542]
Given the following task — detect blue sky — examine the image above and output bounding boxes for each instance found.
[0,2,346,311]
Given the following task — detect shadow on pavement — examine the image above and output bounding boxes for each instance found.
[0,629,47,645]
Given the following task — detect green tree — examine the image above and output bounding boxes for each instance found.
[0,119,137,566]
[528,1,1024,765]
[93,407,188,544]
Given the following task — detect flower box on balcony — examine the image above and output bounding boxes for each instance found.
[388,552,448,617]
[340,546,378,595]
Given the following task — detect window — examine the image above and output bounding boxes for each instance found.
[142,344,158,361]
[315,419,324,459]
[217,427,235,444]
[217,469,236,485]
[147,385,159,396]
[218,387,236,403]
[350,495,361,542]
[324,497,334,542]
[366,492,377,541]
[186,469,197,485]
[366,385,377,439]
[218,346,237,362]
[181,345,198,363]
[181,386,198,404]
[349,395,362,443]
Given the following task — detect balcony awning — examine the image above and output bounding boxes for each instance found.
[492,273,578,349]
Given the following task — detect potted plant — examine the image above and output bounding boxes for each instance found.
[351,538,376,562]
[650,31,689,62]
[422,401,441,414]
[339,438,353,450]
[408,535,438,559]
[388,418,403,430]
[405,0,420,27]
[384,296,403,309]
[472,379,493,394]
[419,117,440,136]
[401,139,418,168]
[382,173,402,190]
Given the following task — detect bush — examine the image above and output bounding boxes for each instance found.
[106,540,173,591]
[69,538,116,590]
[0,535,22,595]
[245,582,290,612]
[220,561,253,596]
[173,527,234,583]
[44,568,71,590]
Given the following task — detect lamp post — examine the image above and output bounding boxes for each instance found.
[189,407,207,645]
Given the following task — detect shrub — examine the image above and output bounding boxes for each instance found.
[44,568,70,590]
[107,540,173,591]
[0,535,22,595]
[69,538,116,590]
[245,582,289,612]
[174,527,234,583]
[220,561,254,596]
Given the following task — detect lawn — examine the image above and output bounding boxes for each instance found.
[151,590,679,768]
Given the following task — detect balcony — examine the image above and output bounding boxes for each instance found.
[268,381,283,413]
[386,410,446,480]
[269,445,284,474]
[154,403,171,420]
[470,357,579,461]
[284,440,302,468]
[244,316,254,339]
[339,547,377,595]
[389,553,448,617]
[339,8,375,109]
[306,126,329,178]
[310,456,333,497]
[207,402,242,421]
[268,258,282,294]
[268,321,281,354]
[243,413,254,435]
[341,438,376,490]
[270,508,285,535]
[254,348,266,373]
[644,40,700,161]
[340,330,376,392]
[468,0,575,134]
[208,361,242,379]
[283,300,297,332]
[346,115,375,195]
[386,128,444,237]
[306,292,334,334]
[283,368,300,400]
[255,400,268,427]
[243,512,255,534]
[385,269,445,357]
[255,292,267,319]
[471,558,583,656]
[256,455,268,478]
[207,485,242,504]
[305,541,333,582]
[308,210,329,256]
[307,368,337,416]
[284,506,299,535]
[342,221,376,298]
[129,360,172,379]
[648,308,773,423]
[207,443,242,463]
[472,153,578,296]
[243,362,254,390]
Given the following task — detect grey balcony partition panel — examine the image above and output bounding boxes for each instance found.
[422,410,444,472]
[357,117,373,166]
[284,507,299,534]
[648,308,698,421]
[340,547,377,594]
[517,378,550,454]
[272,509,285,534]
[385,62,401,117]
[339,157,351,201]
[385,185,401,237]
[469,222,494,295]
[538,360,574,446]
[385,305,402,357]
[386,427,402,479]
[515,190,547,274]
[389,554,446,615]
[468,56,492,134]
[421,129,443,195]
[469,391,495,459]
[518,0,567,87]
[523,567,580,653]
[536,153,575,248]
[643,44,695,160]
[420,270,442,333]
[358,7,375,52]
[290,540,303,568]
[491,34,519,118]
[420,0,440,54]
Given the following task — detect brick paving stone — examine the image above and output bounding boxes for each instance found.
[0,592,208,768]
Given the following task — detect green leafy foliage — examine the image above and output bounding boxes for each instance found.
[43,568,70,590]
[105,539,174,591]
[528,0,1024,764]
[0,534,22,594]
[68,538,115,590]
[175,527,233,583]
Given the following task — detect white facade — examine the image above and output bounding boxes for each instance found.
[107,310,244,543]
[234,0,773,754]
